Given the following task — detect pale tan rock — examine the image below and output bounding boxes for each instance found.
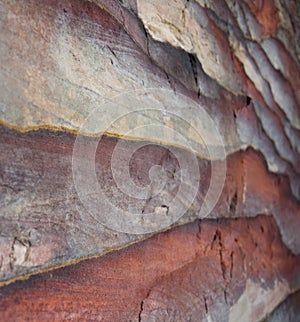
[229,279,290,322]
[137,0,245,95]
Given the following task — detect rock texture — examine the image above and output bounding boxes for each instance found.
[265,290,300,322]
[0,216,299,321]
[0,0,299,320]
[0,123,299,286]
[1,0,299,199]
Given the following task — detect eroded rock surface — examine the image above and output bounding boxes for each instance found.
[0,124,299,284]
[0,216,299,321]
[1,0,299,199]
[0,0,299,320]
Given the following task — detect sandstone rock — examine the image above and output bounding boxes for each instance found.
[0,216,299,321]
[0,0,299,320]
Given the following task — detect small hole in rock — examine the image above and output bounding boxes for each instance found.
[246,96,251,106]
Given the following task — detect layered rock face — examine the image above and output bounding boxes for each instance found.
[0,0,299,321]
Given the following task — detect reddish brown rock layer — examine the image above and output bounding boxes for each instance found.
[0,216,299,321]
[0,123,299,285]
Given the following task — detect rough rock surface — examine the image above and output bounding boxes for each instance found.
[265,290,300,322]
[0,0,299,320]
[0,124,299,286]
[0,216,299,321]
[1,0,299,199]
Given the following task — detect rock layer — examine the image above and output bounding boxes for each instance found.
[1,0,299,199]
[0,0,299,320]
[0,216,299,321]
[0,123,299,284]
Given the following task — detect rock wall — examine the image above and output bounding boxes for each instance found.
[0,0,299,320]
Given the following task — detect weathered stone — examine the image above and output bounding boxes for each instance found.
[0,216,299,321]
[0,0,299,319]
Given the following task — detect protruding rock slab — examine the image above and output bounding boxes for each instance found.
[0,123,299,284]
[0,216,299,321]
[0,0,299,319]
